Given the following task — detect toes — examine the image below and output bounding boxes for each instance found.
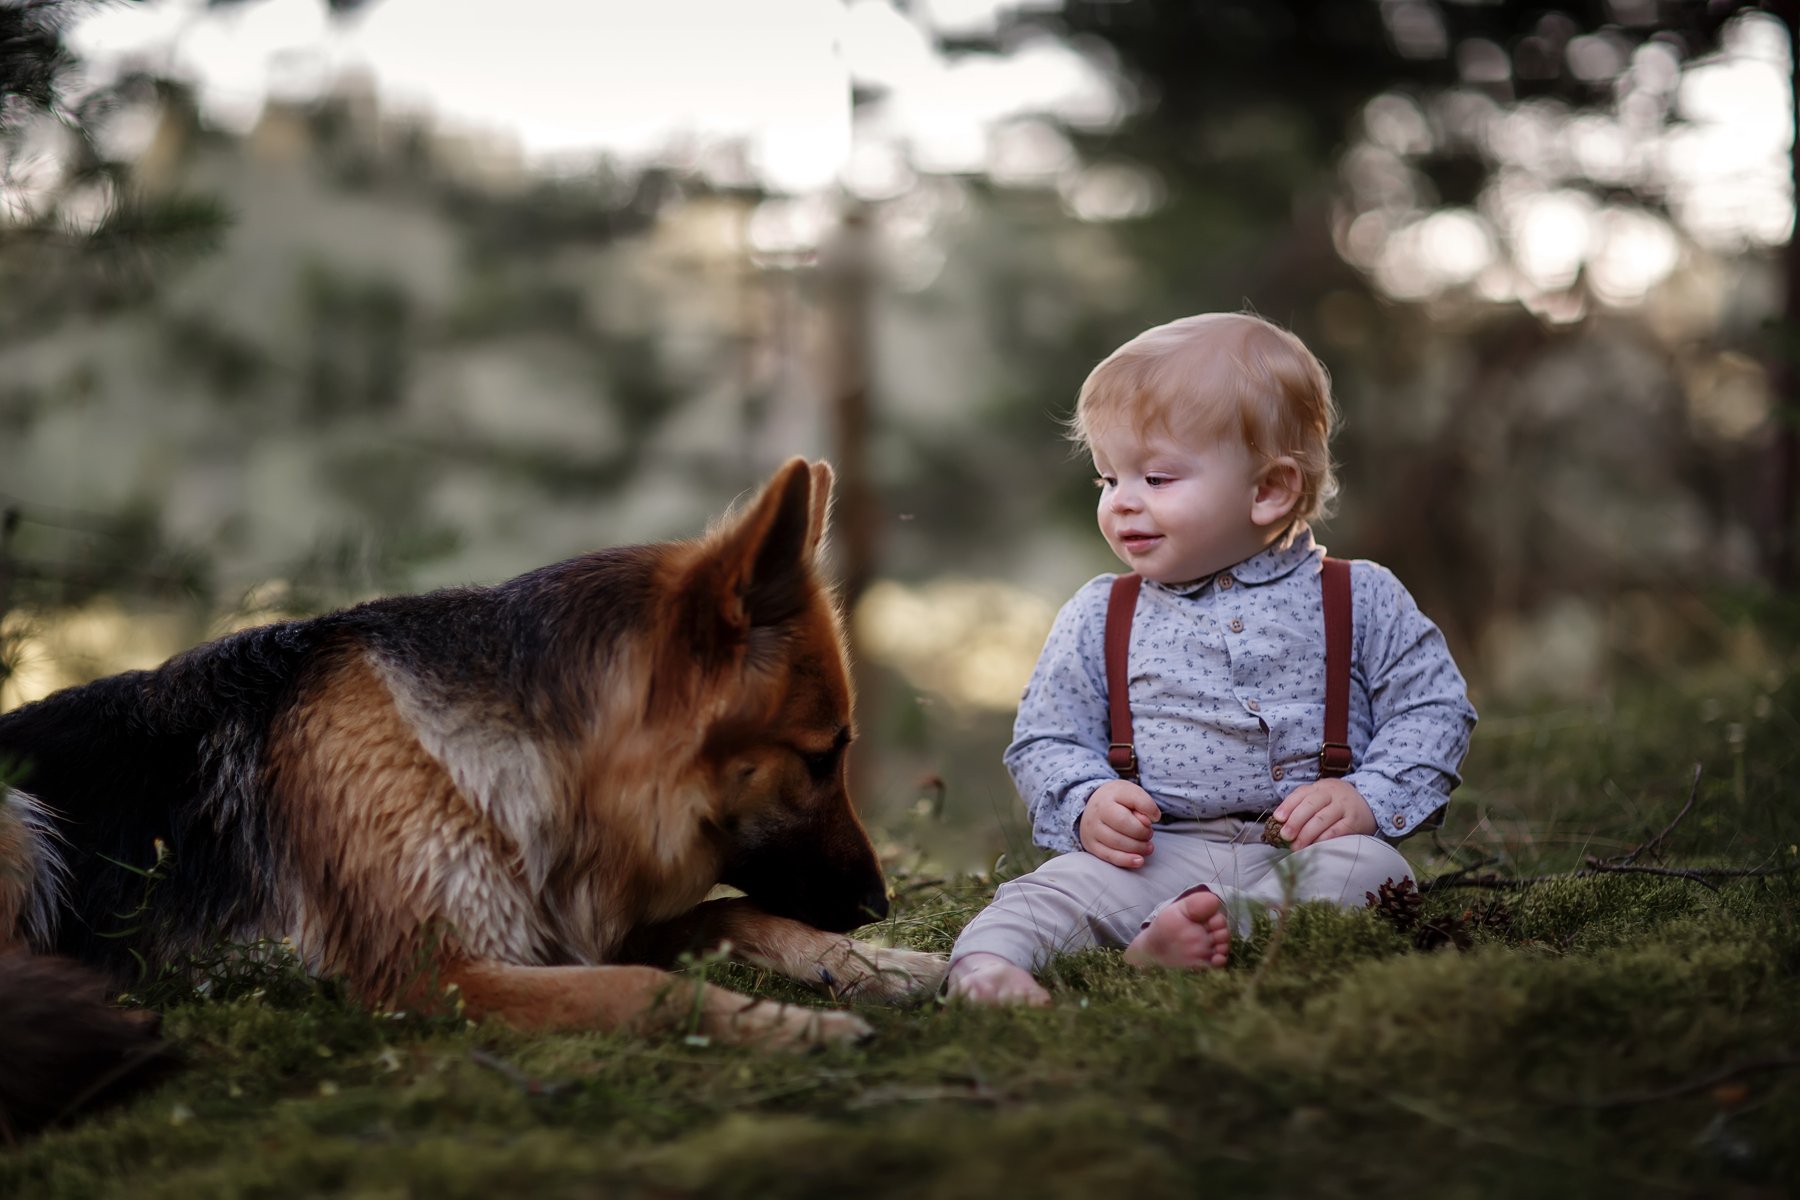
[1125,889,1233,971]
[1175,888,1224,924]
[997,980,1052,1007]
[946,960,1048,1007]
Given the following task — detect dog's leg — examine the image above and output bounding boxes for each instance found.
[623,899,948,1003]
[439,958,872,1049]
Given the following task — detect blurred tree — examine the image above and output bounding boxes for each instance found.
[1029,0,1785,300]
[2,2,232,327]
[0,0,445,698]
[1,1,732,664]
[0,507,16,695]
[977,0,1798,619]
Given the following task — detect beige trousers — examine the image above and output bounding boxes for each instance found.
[951,817,1413,973]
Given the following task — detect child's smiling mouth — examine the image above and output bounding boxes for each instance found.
[1119,532,1163,552]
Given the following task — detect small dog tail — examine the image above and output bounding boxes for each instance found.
[1,786,67,950]
[0,953,179,1142]
[0,793,168,1142]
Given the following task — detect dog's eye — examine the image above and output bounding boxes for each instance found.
[799,745,841,781]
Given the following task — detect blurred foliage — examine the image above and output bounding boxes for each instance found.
[922,0,1796,650]
[1018,0,1763,242]
[3,0,232,326]
[1,0,1796,829]
[298,262,411,417]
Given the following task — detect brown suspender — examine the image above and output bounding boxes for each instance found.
[1104,572,1145,780]
[1317,557,1354,778]
[1103,558,1354,782]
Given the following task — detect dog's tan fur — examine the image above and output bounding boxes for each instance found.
[2,459,944,1049]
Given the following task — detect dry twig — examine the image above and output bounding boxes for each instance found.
[1550,1055,1800,1109]
[1611,764,1702,867]
[468,1048,573,1098]
[1421,765,1798,895]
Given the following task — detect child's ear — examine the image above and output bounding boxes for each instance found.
[1251,457,1303,528]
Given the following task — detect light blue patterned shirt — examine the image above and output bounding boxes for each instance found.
[1006,527,1476,854]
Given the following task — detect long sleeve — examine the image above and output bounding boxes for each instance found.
[1003,579,1117,854]
[1342,562,1477,840]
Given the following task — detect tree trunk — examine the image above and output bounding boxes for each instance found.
[1767,4,1800,589]
[819,203,880,798]
[820,203,877,611]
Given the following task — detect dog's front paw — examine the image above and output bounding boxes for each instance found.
[820,943,949,1003]
[716,999,873,1050]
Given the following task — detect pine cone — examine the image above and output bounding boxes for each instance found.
[1463,897,1513,935]
[1261,819,1291,849]
[1413,915,1474,953]
[1364,876,1424,932]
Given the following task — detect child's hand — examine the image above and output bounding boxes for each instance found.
[1271,779,1376,850]
[1079,781,1162,868]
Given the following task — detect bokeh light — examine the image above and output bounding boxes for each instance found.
[1336,9,1792,312]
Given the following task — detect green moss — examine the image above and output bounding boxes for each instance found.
[1510,873,1715,948]
[5,663,1799,1198]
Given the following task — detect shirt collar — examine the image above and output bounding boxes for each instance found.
[1153,525,1323,596]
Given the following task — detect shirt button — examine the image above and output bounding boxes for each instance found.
[1228,618,1244,633]
[1218,574,1235,589]
[1246,698,1261,712]
[1271,766,1284,781]
[1392,813,1406,830]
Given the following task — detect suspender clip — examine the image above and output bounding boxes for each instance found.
[1107,743,1137,778]
[1318,742,1354,778]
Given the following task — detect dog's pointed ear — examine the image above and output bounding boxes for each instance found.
[711,457,820,638]
[805,460,834,556]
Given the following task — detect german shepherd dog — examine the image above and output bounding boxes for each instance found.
[0,459,946,1081]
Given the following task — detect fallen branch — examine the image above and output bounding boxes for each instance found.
[468,1048,573,1098]
[1419,852,1502,890]
[1610,763,1701,867]
[889,875,949,898]
[846,1081,1001,1110]
[1421,764,1798,894]
[1421,861,1799,895]
[1550,1054,1800,1109]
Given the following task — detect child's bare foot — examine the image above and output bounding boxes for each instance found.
[1123,887,1230,970]
[944,952,1051,1007]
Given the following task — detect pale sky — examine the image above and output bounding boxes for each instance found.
[1344,10,1793,315]
[69,0,1107,194]
[65,0,1793,305]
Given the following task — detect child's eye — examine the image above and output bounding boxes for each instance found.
[1145,475,1172,487]
[1093,475,1115,489]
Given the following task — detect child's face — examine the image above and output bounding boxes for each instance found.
[1090,423,1278,584]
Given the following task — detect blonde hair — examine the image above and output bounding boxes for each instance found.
[1069,312,1340,526]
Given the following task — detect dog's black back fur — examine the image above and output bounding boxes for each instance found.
[0,547,660,981]
[0,619,316,976]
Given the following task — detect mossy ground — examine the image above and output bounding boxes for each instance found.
[6,648,1799,1198]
